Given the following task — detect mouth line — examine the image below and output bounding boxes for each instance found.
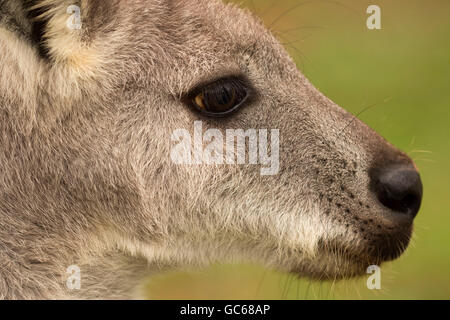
[289,250,372,281]
[314,230,412,274]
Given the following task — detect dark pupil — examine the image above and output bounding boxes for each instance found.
[218,88,232,105]
[204,83,237,112]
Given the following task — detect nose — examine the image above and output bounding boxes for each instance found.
[370,165,423,219]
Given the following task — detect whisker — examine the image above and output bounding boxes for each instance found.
[412,158,436,163]
[277,25,329,37]
[276,34,317,74]
[339,97,393,136]
[254,269,268,298]
[268,0,360,30]
[304,279,312,299]
[268,1,317,30]
[408,150,433,154]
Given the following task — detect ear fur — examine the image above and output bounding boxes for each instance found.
[23,0,120,75]
[0,1,33,41]
[24,1,89,69]
[0,0,123,125]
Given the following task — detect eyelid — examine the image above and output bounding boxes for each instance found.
[184,76,253,117]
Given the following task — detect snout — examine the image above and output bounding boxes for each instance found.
[361,160,423,262]
[370,165,423,220]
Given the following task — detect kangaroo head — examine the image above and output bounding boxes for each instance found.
[0,0,422,299]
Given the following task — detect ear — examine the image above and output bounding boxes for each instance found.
[0,1,33,40]
[24,0,120,73]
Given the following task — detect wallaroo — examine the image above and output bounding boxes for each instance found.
[0,0,423,299]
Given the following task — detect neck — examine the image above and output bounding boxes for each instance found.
[0,225,155,299]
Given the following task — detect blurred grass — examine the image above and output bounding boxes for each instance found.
[145,0,450,299]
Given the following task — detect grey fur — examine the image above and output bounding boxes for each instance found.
[0,0,418,299]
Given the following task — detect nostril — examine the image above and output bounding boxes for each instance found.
[370,166,423,219]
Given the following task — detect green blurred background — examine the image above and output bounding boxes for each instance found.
[146,0,450,299]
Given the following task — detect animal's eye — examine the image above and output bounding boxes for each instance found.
[187,77,249,116]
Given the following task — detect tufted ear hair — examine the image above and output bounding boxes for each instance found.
[23,0,120,72]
